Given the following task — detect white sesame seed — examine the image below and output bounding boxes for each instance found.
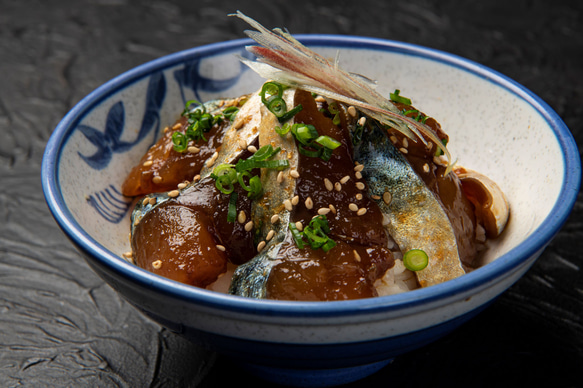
[355,171,362,179]
[148,197,157,205]
[390,135,398,144]
[271,214,280,224]
[349,203,359,211]
[257,241,266,252]
[238,210,246,224]
[355,193,363,200]
[277,171,284,183]
[295,221,303,231]
[403,138,409,148]
[245,221,254,232]
[340,175,350,184]
[291,195,299,206]
[371,195,381,200]
[284,199,293,211]
[266,230,275,241]
[152,176,163,184]
[358,117,366,126]
[238,138,247,149]
[305,197,314,210]
[334,182,342,191]
[172,123,182,130]
[152,260,162,269]
[314,96,326,102]
[290,170,300,178]
[247,145,257,153]
[399,147,408,154]
[353,250,361,262]
[177,182,187,190]
[347,106,357,117]
[324,178,333,191]
[354,164,364,172]
[193,174,201,182]
[329,204,337,214]
[423,163,430,173]
[216,244,226,252]
[357,207,367,216]
[142,197,150,206]
[143,160,153,167]
[168,190,180,198]
[383,191,392,205]
[356,182,366,190]
[188,146,200,154]
[318,207,331,215]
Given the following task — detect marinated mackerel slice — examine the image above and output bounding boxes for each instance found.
[385,103,479,269]
[352,117,465,288]
[131,176,256,288]
[122,97,245,197]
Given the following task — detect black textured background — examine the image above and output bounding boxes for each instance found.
[1,1,582,387]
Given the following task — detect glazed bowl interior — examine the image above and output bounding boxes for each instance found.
[43,36,580,318]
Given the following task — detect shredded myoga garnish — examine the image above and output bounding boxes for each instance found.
[121,12,510,301]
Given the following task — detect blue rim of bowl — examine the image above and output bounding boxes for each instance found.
[42,35,581,318]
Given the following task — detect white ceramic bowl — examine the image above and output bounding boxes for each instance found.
[42,36,581,387]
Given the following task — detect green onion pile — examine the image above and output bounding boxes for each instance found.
[289,215,336,252]
[172,100,239,152]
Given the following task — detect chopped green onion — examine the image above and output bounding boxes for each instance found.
[222,106,239,121]
[402,109,419,116]
[266,96,287,117]
[294,124,317,144]
[275,123,292,135]
[298,144,322,158]
[278,103,303,122]
[434,138,448,157]
[227,192,238,223]
[403,249,429,271]
[247,175,262,198]
[289,222,305,249]
[260,82,284,104]
[328,102,339,115]
[182,99,205,116]
[290,215,336,252]
[315,135,341,150]
[171,132,188,152]
[390,89,412,105]
[260,81,302,122]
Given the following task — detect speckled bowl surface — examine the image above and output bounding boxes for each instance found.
[42,36,580,387]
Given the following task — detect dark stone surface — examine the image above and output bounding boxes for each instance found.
[0,0,581,386]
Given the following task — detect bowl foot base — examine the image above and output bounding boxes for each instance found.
[238,358,392,387]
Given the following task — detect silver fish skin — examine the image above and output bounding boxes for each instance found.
[352,118,465,287]
[131,93,264,236]
[228,88,298,298]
